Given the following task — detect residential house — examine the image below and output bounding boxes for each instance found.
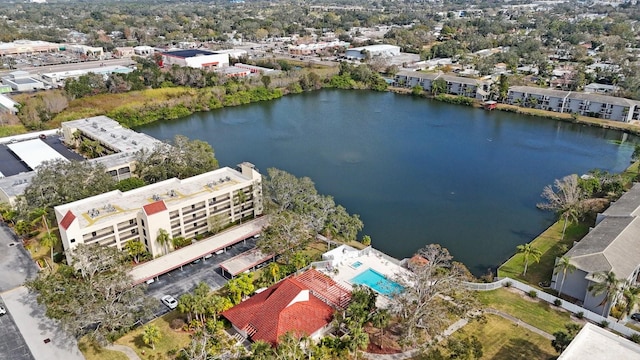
[222,269,350,346]
[551,184,640,315]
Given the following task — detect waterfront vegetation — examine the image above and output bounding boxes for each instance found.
[477,288,576,335]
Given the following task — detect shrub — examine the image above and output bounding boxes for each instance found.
[170,318,185,330]
[599,320,609,328]
[576,312,584,319]
[630,334,640,344]
[503,281,512,288]
[554,299,562,306]
[528,290,537,298]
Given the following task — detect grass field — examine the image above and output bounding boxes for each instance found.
[115,311,191,360]
[78,337,128,360]
[452,314,557,360]
[498,220,589,287]
[478,288,575,335]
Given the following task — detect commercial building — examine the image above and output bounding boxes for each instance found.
[133,46,154,56]
[66,44,104,58]
[0,40,61,57]
[161,49,229,69]
[1,71,45,92]
[345,44,400,60]
[0,94,19,114]
[54,162,264,262]
[41,65,134,86]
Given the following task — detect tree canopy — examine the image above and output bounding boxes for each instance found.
[134,134,219,183]
[25,244,155,343]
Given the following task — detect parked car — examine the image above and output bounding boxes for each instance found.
[161,295,178,310]
[631,313,640,322]
[0,305,6,316]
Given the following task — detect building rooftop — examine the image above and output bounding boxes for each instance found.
[7,139,68,171]
[162,49,218,58]
[54,166,254,229]
[349,44,400,51]
[567,91,640,107]
[509,86,571,99]
[565,216,640,280]
[219,248,273,277]
[558,323,640,359]
[602,183,640,218]
[63,116,161,154]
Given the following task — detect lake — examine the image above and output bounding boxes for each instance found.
[136,89,636,275]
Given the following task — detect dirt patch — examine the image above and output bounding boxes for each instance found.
[364,322,403,354]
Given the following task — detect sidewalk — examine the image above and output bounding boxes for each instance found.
[105,344,141,360]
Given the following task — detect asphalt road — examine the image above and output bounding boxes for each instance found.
[0,298,34,360]
[147,237,258,317]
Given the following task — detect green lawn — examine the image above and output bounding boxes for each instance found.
[478,288,575,335]
[498,220,589,287]
[115,311,191,360]
[78,337,128,360]
[456,315,557,359]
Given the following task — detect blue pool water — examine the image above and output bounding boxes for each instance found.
[352,261,363,268]
[351,268,404,296]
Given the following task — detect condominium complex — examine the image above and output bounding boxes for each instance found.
[54,163,264,262]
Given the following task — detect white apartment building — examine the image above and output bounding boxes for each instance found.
[54,163,264,263]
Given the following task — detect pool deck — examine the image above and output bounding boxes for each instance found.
[316,247,412,307]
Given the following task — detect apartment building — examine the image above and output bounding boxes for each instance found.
[54,163,264,262]
[394,70,491,101]
[507,86,640,122]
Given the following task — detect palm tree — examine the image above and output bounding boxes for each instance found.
[554,256,576,297]
[431,78,447,96]
[588,271,622,317]
[156,228,171,255]
[267,262,280,283]
[621,282,640,321]
[346,325,369,360]
[516,243,542,276]
[125,240,146,263]
[370,309,390,336]
[40,233,59,263]
[142,324,161,350]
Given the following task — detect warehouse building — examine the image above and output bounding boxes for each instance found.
[345,44,401,60]
[161,49,229,69]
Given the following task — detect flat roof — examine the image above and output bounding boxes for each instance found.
[9,77,41,85]
[163,49,217,58]
[220,248,273,277]
[7,139,68,170]
[129,217,267,284]
[63,116,161,154]
[54,166,255,229]
[558,323,640,359]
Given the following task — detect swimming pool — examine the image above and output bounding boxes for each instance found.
[350,268,404,296]
[351,261,363,268]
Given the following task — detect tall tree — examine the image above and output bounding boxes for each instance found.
[588,271,622,317]
[554,256,576,297]
[25,244,155,343]
[156,228,171,256]
[516,243,542,276]
[620,283,640,321]
[124,240,146,264]
[537,174,585,241]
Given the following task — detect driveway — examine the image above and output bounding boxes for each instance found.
[2,286,84,360]
[146,238,258,316]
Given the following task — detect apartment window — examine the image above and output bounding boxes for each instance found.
[192,204,195,209]
[193,213,196,218]
[142,229,146,236]
[131,229,136,234]
[92,231,97,237]
[129,219,135,225]
[141,219,145,226]
[194,223,198,227]
[70,238,76,243]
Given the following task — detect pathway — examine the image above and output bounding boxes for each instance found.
[361,308,554,360]
[105,344,141,360]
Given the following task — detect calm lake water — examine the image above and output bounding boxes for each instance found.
[136,89,636,275]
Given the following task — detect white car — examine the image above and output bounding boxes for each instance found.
[0,305,6,316]
[161,295,178,310]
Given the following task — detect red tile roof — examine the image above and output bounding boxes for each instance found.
[60,210,76,230]
[222,277,334,346]
[143,200,167,216]
[295,269,352,309]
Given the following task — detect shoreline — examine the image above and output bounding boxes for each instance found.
[388,86,640,136]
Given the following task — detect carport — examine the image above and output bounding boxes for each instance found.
[219,248,274,279]
[129,216,267,284]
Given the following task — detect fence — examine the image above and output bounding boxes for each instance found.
[465,277,640,338]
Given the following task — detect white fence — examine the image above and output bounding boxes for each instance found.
[465,277,640,338]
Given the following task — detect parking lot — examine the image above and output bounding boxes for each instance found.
[0,299,34,360]
[147,237,258,316]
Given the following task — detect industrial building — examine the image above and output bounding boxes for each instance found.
[344,44,401,60]
[54,162,263,262]
[1,71,45,92]
[41,65,134,86]
[161,49,229,69]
